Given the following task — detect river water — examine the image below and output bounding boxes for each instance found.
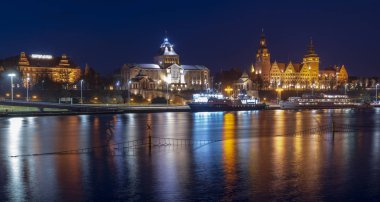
[1,109,380,201]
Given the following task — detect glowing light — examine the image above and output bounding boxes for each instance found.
[224,86,233,94]
[164,76,171,84]
[30,54,53,59]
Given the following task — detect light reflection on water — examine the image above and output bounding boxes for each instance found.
[1,110,380,200]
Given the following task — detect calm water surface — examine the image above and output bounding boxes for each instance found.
[1,109,380,201]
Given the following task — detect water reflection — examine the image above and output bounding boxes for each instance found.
[1,110,380,200]
[222,113,237,200]
[7,118,25,201]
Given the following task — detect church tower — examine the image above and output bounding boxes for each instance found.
[154,37,180,68]
[255,31,271,82]
[302,39,319,84]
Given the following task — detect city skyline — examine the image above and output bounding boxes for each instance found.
[0,0,379,76]
[2,2,380,201]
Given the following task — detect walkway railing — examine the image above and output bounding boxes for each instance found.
[286,123,368,137]
[9,122,369,158]
[9,137,221,157]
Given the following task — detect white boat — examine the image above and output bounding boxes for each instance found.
[188,93,267,111]
[279,94,359,109]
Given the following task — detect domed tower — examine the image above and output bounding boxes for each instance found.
[154,37,180,68]
[254,31,271,82]
[302,38,319,84]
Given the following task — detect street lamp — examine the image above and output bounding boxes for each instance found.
[128,80,131,105]
[80,79,84,104]
[275,87,284,104]
[166,80,169,105]
[224,86,233,98]
[376,83,380,103]
[26,75,30,102]
[8,73,16,101]
[164,76,170,105]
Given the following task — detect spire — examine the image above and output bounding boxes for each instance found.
[251,64,255,73]
[259,29,267,48]
[84,63,90,77]
[307,37,316,55]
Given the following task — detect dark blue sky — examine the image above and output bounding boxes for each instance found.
[0,0,379,76]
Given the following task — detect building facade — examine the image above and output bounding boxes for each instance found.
[233,71,258,97]
[252,33,349,90]
[0,52,81,87]
[121,37,210,92]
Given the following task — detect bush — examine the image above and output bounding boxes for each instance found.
[151,97,167,104]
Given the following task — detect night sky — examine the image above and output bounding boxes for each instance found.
[0,0,379,76]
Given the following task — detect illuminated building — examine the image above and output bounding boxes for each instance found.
[252,33,349,89]
[121,37,210,91]
[233,72,258,97]
[254,31,271,82]
[0,52,81,86]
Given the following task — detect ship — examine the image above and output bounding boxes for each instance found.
[188,93,267,112]
[279,94,360,109]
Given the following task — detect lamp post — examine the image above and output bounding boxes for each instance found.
[115,81,120,104]
[275,87,284,104]
[128,80,131,105]
[166,81,169,105]
[376,83,380,103]
[26,75,30,102]
[8,73,16,101]
[163,76,170,105]
[80,79,84,104]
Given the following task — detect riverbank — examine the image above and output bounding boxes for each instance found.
[0,105,191,117]
[0,104,283,117]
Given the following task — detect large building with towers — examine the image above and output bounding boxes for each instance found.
[121,37,210,91]
[252,32,348,90]
[0,52,81,87]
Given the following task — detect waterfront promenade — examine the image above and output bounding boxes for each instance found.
[0,102,192,117]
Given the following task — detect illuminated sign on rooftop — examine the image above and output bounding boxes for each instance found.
[30,54,53,59]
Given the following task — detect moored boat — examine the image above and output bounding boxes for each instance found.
[279,94,361,109]
[188,93,267,112]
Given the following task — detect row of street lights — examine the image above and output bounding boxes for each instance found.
[5,73,380,105]
[7,73,31,102]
